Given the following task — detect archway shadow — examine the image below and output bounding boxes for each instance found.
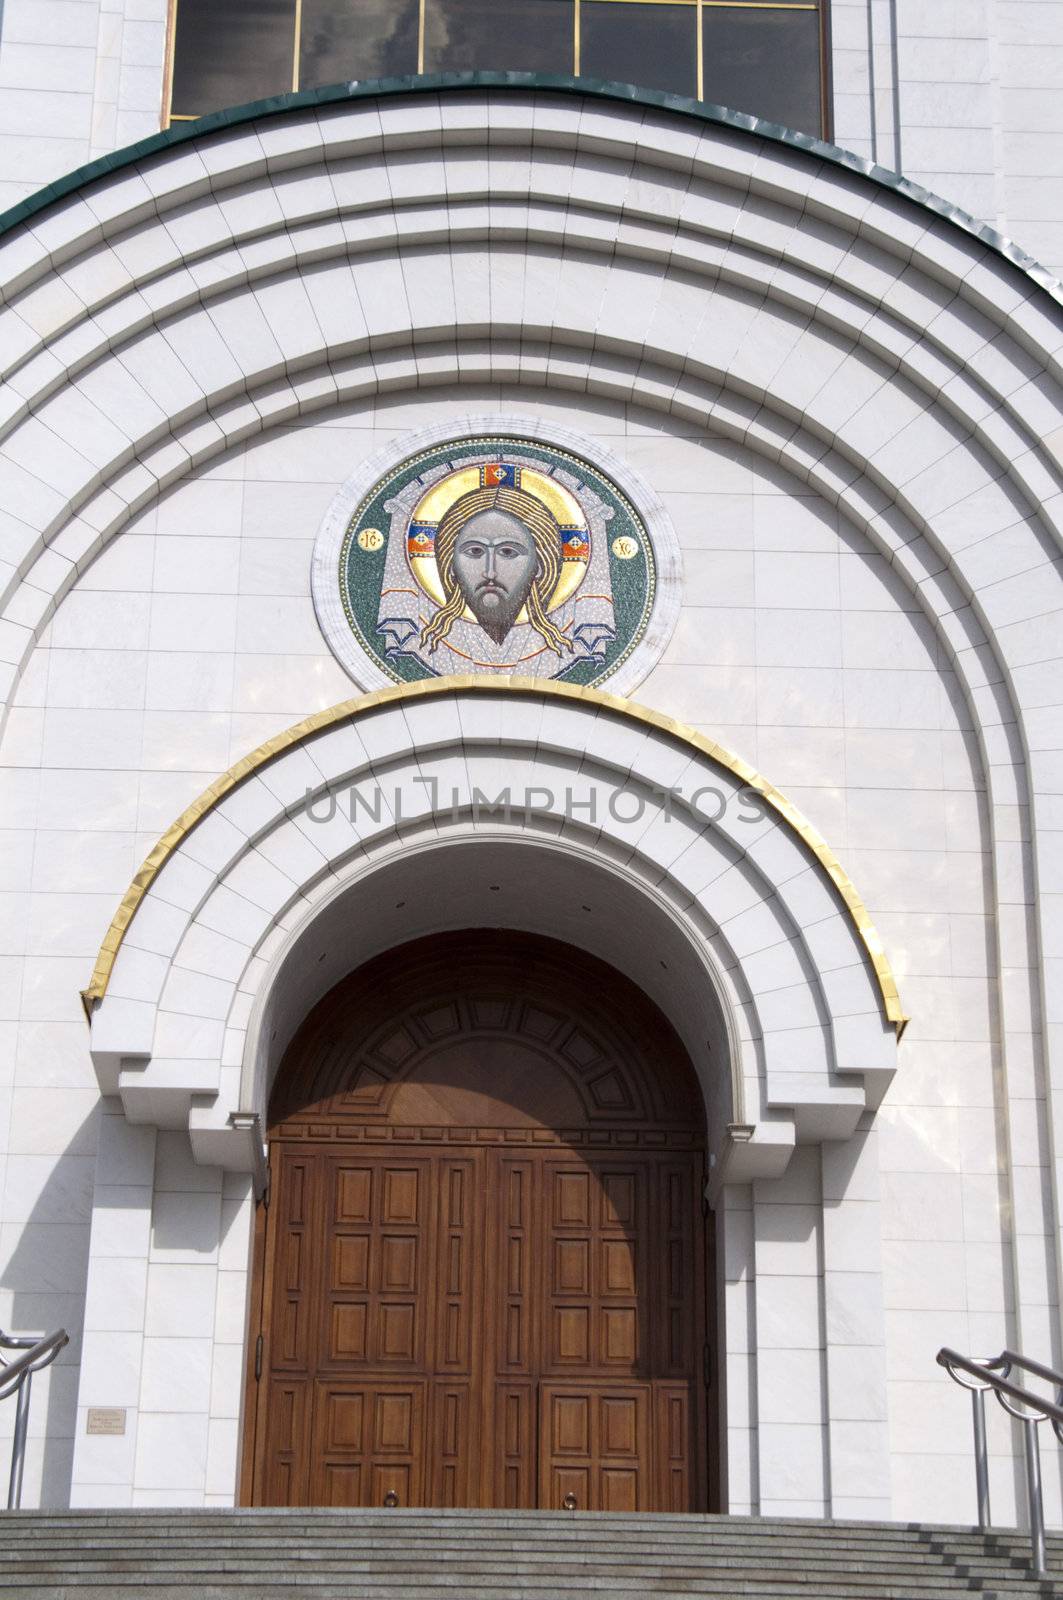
[0,1106,98,1508]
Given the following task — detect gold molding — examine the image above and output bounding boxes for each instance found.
[292,0,303,93]
[80,677,907,1035]
[162,0,179,129]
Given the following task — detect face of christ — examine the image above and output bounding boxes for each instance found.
[451,509,540,644]
[418,480,574,661]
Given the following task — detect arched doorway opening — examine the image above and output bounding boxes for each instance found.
[242,930,716,1512]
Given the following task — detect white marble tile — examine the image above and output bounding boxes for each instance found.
[140,1337,212,1413]
[153,538,240,596]
[133,1411,208,1492]
[208,1341,245,1420]
[757,1421,828,1505]
[49,593,151,652]
[154,1131,223,1195]
[204,1416,239,1498]
[148,595,237,655]
[758,1348,826,1426]
[3,1152,94,1224]
[77,1331,143,1411]
[7,1088,99,1156]
[881,1240,968,1312]
[83,1254,148,1334]
[90,1188,153,1260]
[755,1207,822,1278]
[144,1264,217,1338]
[149,1191,221,1264]
[213,1270,249,1346]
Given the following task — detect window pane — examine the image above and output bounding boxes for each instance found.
[172,0,296,116]
[701,8,822,136]
[580,2,697,102]
[300,0,419,87]
[424,0,575,76]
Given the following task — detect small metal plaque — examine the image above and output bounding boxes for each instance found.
[86,1407,126,1436]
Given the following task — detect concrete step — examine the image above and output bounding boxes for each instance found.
[0,1514,1054,1545]
[0,1532,1051,1563]
[0,1510,1057,1600]
[0,1579,1054,1596]
[0,1564,1052,1591]
[0,1537,1043,1562]
[0,1547,1049,1574]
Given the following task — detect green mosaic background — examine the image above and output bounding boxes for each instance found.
[340,437,656,685]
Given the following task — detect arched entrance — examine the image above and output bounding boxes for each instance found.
[243,930,714,1512]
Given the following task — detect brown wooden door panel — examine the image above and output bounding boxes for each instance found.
[542,1157,647,1377]
[249,932,711,1511]
[429,1382,474,1506]
[255,1142,708,1510]
[321,1155,432,1373]
[656,1160,702,1375]
[432,1157,479,1375]
[259,1376,311,1506]
[308,1378,426,1508]
[656,1383,699,1512]
[539,1383,652,1512]
[267,1151,318,1375]
[491,1382,537,1508]
[493,1156,536,1379]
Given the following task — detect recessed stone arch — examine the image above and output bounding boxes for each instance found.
[75,676,906,1518]
[84,680,900,1186]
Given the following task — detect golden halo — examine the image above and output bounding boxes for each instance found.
[406,463,589,618]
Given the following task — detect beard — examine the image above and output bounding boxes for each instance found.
[466,582,531,645]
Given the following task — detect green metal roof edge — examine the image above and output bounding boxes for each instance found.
[1,70,1060,306]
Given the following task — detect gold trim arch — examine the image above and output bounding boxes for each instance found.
[81,677,906,1034]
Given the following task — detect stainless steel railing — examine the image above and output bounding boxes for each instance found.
[937,1346,1063,1578]
[0,1328,68,1510]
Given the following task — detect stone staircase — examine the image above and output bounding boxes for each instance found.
[0,1509,1060,1598]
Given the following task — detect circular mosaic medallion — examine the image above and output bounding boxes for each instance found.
[312,421,681,694]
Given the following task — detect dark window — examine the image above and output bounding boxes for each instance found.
[171,0,296,118]
[167,0,828,139]
[702,7,822,134]
[423,0,575,76]
[300,0,420,86]
[581,1,697,101]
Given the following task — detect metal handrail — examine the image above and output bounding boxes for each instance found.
[938,1346,1063,1578]
[0,1328,68,1510]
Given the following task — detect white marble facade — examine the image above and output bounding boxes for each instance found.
[2,2,1063,274]
[0,61,1058,1533]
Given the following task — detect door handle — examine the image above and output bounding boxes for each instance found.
[562,1491,577,1510]
[383,1488,399,1507]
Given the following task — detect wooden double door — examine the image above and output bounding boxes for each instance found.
[244,931,713,1512]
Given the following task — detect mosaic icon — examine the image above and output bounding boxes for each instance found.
[338,437,656,685]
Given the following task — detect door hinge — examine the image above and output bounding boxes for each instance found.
[703,1342,713,1388]
[254,1333,264,1381]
